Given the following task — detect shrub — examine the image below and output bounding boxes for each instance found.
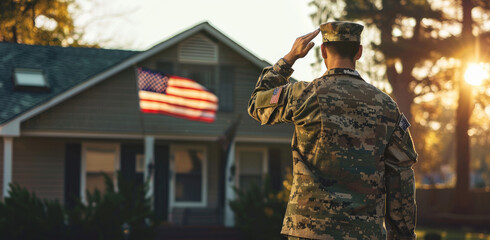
[67,173,156,240]
[0,172,156,240]
[229,174,292,240]
[0,183,68,240]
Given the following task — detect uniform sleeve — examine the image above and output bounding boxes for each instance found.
[248,58,308,125]
[384,113,418,240]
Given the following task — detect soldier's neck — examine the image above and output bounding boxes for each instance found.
[324,58,356,70]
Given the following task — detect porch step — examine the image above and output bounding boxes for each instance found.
[156,226,243,240]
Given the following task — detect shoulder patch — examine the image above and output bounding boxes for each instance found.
[270,86,283,104]
[399,113,411,132]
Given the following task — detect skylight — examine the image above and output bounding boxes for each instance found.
[13,68,49,90]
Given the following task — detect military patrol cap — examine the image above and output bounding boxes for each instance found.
[320,21,364,42]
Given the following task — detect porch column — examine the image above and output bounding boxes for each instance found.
[2,137,13,198]
[144,136,155,200]
[224,139,236,227]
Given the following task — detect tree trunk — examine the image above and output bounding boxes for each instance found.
[12,26,18,43]
[391,79,414,123]
[453,0,474,214]
[386,64,415,123]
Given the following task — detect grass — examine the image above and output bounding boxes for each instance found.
[416,227,490,240]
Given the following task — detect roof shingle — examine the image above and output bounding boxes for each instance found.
[0,43,139,124]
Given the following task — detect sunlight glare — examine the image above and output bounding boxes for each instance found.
[464,62,489,86]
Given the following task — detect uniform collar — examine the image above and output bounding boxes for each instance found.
[324,68,363,80]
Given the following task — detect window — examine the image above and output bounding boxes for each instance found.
[13,68,49,90]
[81,143,120,201]
[170,145,207,207]
[236,148,268,190]
[178,64,216,93]
[135,154,145,173]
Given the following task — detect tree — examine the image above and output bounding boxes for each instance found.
[309,0,489,123]
[309,0,451,184]
[310,0,490,214]
[0,0,96,47]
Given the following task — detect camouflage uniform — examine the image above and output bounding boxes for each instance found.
[247,22,417,240]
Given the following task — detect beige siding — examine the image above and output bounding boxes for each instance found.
[143,43,178,69]
[12,137,65,201]
[22,68,143,134]
[218,42,251,65]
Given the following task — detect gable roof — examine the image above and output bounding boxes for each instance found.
[144,21,270,69]
[0,21,276,136]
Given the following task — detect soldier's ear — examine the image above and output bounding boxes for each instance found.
[321,43,327,59]
[354,45,363,60]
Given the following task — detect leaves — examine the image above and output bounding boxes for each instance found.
[309,0,490,186]
[0,183,68,240]
[0,0,97,47]
[0,172,156,240]
[229,176,290,240]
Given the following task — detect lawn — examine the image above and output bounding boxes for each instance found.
[416,227,490,240]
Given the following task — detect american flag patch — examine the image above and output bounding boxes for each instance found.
[270,86,283,104]
[399,114,411,132]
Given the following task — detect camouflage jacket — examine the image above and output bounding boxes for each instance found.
[248,59,418,240]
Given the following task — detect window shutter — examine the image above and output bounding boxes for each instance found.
[120,144,144,185]
[154,145,170,221]
[178,34,218,64]
[219,66,234,112]
[64,143,81,208]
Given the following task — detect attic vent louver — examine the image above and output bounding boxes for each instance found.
[178,34,218,64]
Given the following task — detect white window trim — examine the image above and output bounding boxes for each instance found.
[169,144,208,208]
[234,147,268,189]
[80,142,120,203]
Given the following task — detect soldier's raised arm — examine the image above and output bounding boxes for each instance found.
[384,112,418,240]
[248,29,319,125]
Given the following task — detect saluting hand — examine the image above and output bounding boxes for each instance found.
[283,29,320,66]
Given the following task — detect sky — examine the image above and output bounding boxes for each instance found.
[74,0,325,81]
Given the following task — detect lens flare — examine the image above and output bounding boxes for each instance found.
[464,62,489,86]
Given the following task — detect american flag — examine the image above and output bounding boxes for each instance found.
[137,68,218,123]
[269,86,283,104]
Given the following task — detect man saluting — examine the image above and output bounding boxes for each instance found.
[248,22,418,240]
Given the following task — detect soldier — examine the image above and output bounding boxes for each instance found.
[248,22,418,240]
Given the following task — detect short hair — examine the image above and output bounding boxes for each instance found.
[323,41,360,59]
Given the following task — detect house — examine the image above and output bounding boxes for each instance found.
[0,22,294,226]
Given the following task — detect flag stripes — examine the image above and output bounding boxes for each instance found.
[137,68,218,123]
